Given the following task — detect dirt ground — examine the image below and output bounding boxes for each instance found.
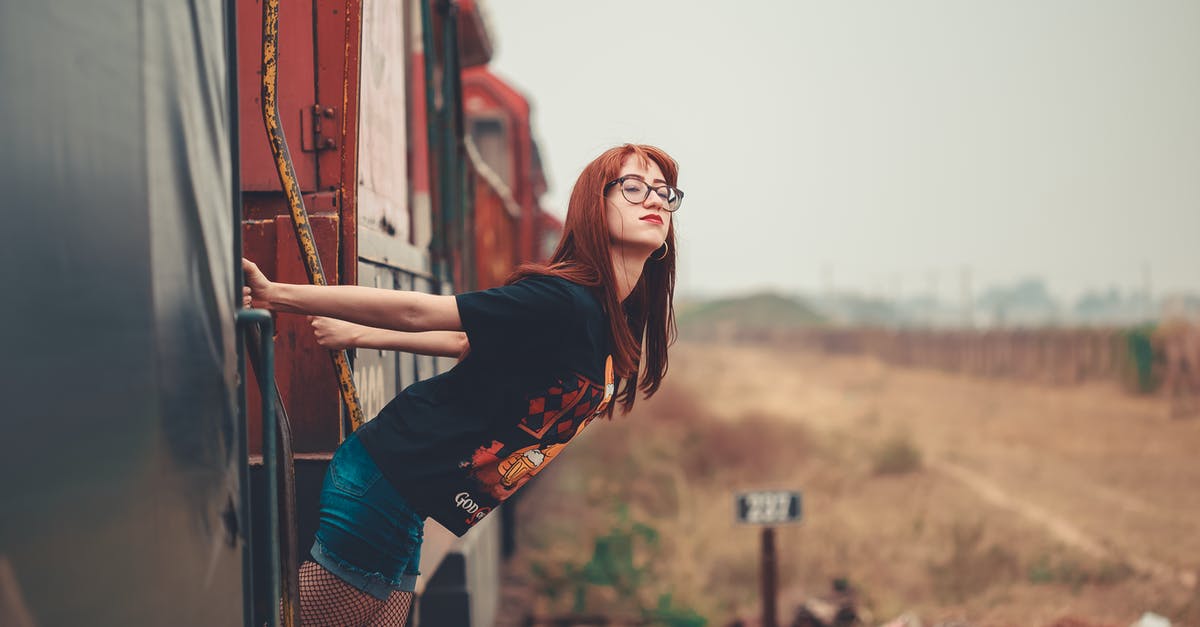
[501,340,1200,626]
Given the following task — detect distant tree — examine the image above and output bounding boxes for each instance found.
[977,278,1060,326]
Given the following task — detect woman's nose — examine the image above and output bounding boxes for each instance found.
[643,192,665,210]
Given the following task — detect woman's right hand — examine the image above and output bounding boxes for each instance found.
[241,258,274,309]
[310,316,361,350]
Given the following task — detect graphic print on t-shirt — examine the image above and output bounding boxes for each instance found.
[466,356,614,502]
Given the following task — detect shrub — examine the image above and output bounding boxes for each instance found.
[928,521,1020,602]
[1027,553,1134,591]
[871,435,923,475]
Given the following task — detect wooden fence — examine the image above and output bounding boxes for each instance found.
[722,323,1200,415]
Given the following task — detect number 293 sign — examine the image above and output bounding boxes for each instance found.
[736,490,802,525]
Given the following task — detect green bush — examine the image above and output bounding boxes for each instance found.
[872,435,923,475]
[529,505,708,625]
[928,521,1020,602]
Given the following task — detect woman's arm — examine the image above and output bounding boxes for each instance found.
[243,258,462,332]
[309,316,469,359]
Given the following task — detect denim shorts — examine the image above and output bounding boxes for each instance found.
[311,431,425,599]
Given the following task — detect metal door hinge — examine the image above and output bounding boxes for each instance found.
[301,104,337,152]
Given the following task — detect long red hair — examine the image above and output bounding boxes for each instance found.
[509,144,679,415]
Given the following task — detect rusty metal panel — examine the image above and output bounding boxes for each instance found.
[272,214,344,453]
[312,0,363,288]
[241,208,345,455]
[462,67,536,262]
[238,0,319,191]
[455,0,493,68]
[473,182,518,289]
[314,0,360,191]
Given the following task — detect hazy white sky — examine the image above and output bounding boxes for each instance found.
[486,1,1199,301]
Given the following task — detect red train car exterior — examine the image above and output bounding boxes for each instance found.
[237,0,363,453]
[237,1,488,452]
[235,1,555,623]
[463,66,561,289]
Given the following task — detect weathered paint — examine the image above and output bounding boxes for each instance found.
[462,67,563,287]
[461,67,535,266]
[409,0,435,253]
[238,0,317,191]
[261,0,365,433]
[331,0,364,288]
[357,0,412,245]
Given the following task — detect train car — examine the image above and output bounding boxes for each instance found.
[2,0,556,625]
[462,66,561,290]
[2,2,249,625]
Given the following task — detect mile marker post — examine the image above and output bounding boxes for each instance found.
[762,525,777,627]
[736,490,802,627]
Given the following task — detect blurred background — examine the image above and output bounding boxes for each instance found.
[483,2,1200,626]
[489,0,1199,313]
[1,1,1196,626]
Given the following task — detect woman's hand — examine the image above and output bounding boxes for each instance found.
[310,316,362,350]
[241,258,275,309]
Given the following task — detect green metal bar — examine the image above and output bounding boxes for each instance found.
[238,309,279,627]
[242,326,300,627]
[419,0,446,283]
[439,1,455,285]
[442,6,473,290]
[441,0,463,288]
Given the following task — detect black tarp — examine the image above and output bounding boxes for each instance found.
[0,1,243,625]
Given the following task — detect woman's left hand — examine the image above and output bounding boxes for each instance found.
[310,316,361,350]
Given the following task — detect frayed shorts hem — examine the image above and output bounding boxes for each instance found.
[310,539,417,599]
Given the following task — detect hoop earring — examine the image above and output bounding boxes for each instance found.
[651,241,669,262]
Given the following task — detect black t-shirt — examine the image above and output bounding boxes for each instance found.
[355,275,615,536]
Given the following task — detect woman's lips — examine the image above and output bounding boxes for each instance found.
[640,215,664,225]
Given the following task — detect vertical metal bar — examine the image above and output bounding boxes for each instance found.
[441,1,471,290]
[440,0,457,286]
[242,322,300,627]
[239,310,279,627]
[419,0,445,282]
[276,390,300,627]
[762,526,777,627]
[260,315,280,627]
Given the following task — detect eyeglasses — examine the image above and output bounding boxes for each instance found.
[604,176,684,212]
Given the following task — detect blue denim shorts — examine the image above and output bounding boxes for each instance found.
[311,432,425,599]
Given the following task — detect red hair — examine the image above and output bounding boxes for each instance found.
[509,144,679,415]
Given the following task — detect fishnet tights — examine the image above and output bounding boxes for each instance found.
[297,560,413,627]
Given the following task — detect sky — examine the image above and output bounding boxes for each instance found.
[485,1,1200,303]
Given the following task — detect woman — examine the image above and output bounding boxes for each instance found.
[242,143,683,626]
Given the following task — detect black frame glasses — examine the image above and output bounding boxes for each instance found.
[604,176,684,212]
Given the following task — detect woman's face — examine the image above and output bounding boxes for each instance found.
[605,155,672,257]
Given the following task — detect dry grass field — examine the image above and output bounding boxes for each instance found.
[500,340,1200,626]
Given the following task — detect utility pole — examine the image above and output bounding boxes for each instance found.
[960,266,974,328]
[1142,261,1154,321]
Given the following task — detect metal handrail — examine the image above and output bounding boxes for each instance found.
[260,0,366,433]
[242,320,301,627]
[238,310,280,627]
